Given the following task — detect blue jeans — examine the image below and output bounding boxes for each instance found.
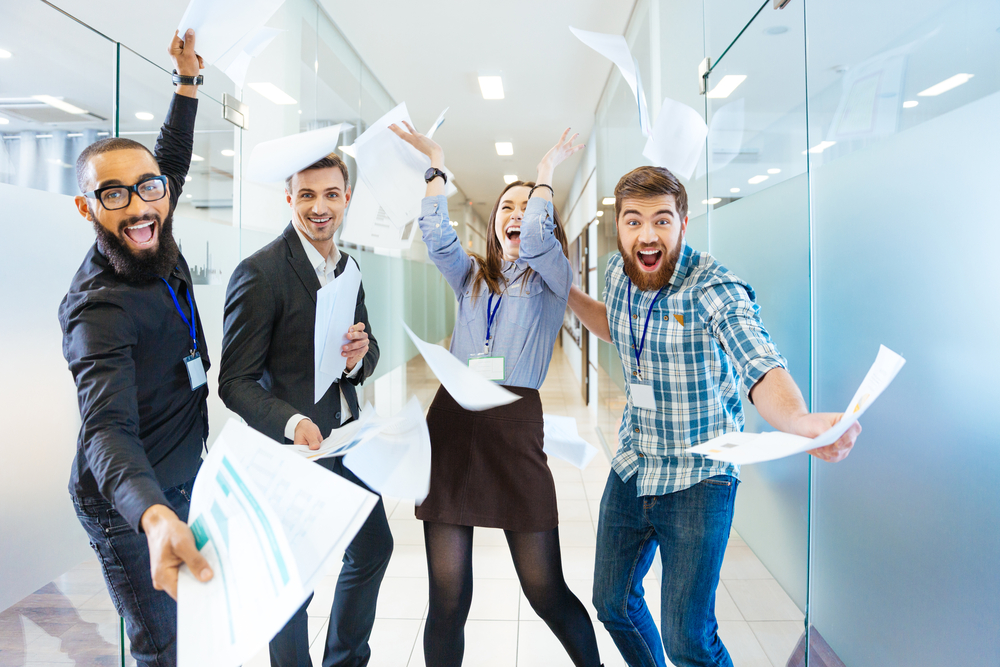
[73,477,195,667]
[269,457,393,667]
[592,471,738,667]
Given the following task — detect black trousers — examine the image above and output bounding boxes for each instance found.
[269,457,394,667]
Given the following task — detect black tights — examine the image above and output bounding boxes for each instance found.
[423,522,601,667]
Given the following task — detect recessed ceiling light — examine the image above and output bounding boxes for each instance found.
[32,95,87,114]
[35,134,52,139]
[0,48,12,58]
[495,142,513,156]
[135,112,154,121]
[707,75,747,99]
[802,141,836,155]
[0,117,8,125]
[702,197,722,205]
[730,187,740,193]
[748,175,769,185]
[767,168,781,174]
[918,73,973,97]
[764,26,788,35]
[186,194,193,198]
[503,174,518,184]
[478,76,505,100]
[248,82,297,105]
[185,175,192,182]
[902,100,919,108]
[190,153,205,162]
[596,210,604,216]
[221,149,235,157]
[602,197,615,206]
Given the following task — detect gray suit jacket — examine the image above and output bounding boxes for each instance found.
[219,224,379,442]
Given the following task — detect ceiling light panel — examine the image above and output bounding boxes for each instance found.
[495,142,513,156]
[32,95,87,114]
[707,75,747,99]
[135,112,154,121]
[902,100,919,108]
[0,49,12,58]
[602,197,615,206]
[748,175,769,185]
[248,82,297,105]
[917,73,973,97]
[478,76,505,100]
[503,174,518,184]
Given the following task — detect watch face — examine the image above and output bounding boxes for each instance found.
[424,168,438,181]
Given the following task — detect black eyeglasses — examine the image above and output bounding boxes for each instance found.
[84,175,168,211]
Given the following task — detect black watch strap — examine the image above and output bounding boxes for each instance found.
[424,167,447,184]
[171,70,204,87]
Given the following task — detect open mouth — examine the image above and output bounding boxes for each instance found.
[505,225,521,243]
[122,219,157,247]
[636,247,663,272]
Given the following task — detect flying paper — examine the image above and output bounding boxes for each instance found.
[246,123,351,184]
[570,27,650,136]
[219,26,282,88]
[688,345,906,465]
[426,107,449,140]
[339,178,419,251]
[314,257,362,402]
[402,322,520,411]
[642,97,708,180]
[177,0,286,66]
[543,414,599,470]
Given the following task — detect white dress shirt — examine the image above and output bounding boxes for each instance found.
[284,224,362,441]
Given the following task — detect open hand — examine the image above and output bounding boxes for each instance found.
[389,121,444,168]
[342,322,369,373]
[169,29,204,78]
[141,504,212,600]
[793,412,862,463]
[537,128,585,182]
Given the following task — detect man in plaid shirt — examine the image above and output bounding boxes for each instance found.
[569,166,860,667]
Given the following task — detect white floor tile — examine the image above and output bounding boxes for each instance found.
[724,580,805,622]
[472,526,509,547]
[557,521,596,548]
[366,618,422,667]
[384,545,430,578]
[717,620,772,667]
[471,546,518,579]
[388,519,425,546]
[720,546,775,580]
[375,577,429,619]
[748,620,804,667]
[468,578,521,620]
[557,499,594,522]
[407,620,518,667]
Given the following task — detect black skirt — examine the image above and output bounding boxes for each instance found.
[415,385,558,532]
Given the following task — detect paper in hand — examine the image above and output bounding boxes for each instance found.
[177,0,286,66]
[642,97,708,181]
[402,322,520,411]
[246,123,351,184]
[314,257,362,403]
[543,414,599,470]
[687,345,906,465]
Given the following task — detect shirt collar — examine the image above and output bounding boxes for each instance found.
[292,223,341,274]
[667,242,694,291]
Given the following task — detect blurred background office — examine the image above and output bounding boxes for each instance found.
[0,0,997,665]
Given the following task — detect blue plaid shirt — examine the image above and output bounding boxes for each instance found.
[605,243,786,497]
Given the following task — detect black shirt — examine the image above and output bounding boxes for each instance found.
[59,94,209,532]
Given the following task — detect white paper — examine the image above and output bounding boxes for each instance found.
[642,97,709,181]
[687,345,906,465]
[425,107,449,140]
[220,26,281,88]
[177,0,286,66]
[570,27,649,136]
[402,322,520,411]
[246,123,351,184]
[314,257,362,403]
[543,414,598,470]
[339,178,418,251]
[353,102,430,228]
[177,419,377,667]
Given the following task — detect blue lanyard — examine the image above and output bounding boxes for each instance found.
[160,276,198,354]
[626,280,664,380]
[485,292,503,352]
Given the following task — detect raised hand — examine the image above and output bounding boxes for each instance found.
[537,128,585,185]
[168,29,204,77]
[389,121,444,168]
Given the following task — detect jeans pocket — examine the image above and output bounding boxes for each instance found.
[701,476,733,488]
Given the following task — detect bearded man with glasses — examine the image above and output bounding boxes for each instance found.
[58,29,215,667]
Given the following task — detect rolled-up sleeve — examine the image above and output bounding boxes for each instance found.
[517,197,572,299]
[698,278,786,398]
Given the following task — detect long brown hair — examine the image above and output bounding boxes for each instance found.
[468,180,569,298]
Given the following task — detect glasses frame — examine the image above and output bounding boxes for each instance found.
[83,175,169,211]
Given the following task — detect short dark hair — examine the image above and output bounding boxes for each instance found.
[75,137,155,193]
[285,153,350,193]
[614,166,688,221]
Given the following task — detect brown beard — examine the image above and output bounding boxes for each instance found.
[618,235,681,291]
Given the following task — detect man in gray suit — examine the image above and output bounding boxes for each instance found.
[219,153,392,667]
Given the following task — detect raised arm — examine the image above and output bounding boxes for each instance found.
[154,30,204,207]
[568,285,611,343]
[390,121,474,295]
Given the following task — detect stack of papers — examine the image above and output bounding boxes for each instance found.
[177,419,378,667]
[543,415,599,470]
[313,257,362,402]
[688,345,906,465]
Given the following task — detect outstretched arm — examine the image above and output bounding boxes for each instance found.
[568,285,611,343]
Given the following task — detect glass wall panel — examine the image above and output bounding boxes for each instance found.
[806,0,1000,664]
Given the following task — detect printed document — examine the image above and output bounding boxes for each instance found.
[177,419,377,667]
[688,345,906,465]
[339,178,418,251]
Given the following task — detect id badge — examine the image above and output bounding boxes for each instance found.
[630,382,657,410]
[184,352,208,390]
[468,354,505,381]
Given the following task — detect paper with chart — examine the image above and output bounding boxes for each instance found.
[314,257,362,402]
[177,0,286,66]
[246,123,351,183]
[403,322,520,411]
[352,102,430,227]
[570,27,650,137]
[177,419,378,667]
[543,414,599,470]
[339,178,418,251]
[688,345,906,465]
[642,97,709,181]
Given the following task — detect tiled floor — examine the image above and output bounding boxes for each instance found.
[1,344,804,667]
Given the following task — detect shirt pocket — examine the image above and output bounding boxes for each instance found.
[507,279,544,330]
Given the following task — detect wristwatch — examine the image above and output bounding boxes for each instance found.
[171,70,204,87]
[424,167,447,184]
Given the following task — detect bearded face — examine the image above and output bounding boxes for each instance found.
[615,195,688,292]
[617,232,681,291]
[93,208,180,282]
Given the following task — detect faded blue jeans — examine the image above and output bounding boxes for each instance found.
[73,477,195,667]
[592,471,737,667]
